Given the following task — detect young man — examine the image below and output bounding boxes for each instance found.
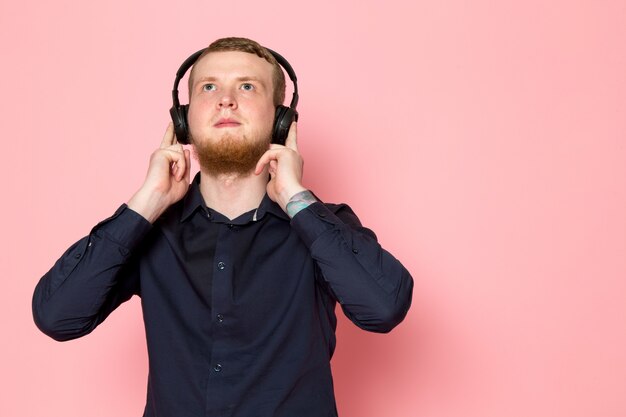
[33,37,413,417]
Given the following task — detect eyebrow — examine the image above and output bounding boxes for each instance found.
[194,76,267,86]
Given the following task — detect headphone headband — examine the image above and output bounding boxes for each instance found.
[171,49,204,108]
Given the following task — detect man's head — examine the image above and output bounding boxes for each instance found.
[186,37,285,177]
[188,37,286,106]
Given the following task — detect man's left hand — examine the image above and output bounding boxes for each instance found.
[255,122,307,212]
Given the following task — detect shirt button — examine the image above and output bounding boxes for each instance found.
[216,314,224,323]
[217,261,226,270]
[352,248,359,254]
[214,364,222,372]
[228,224,234,229]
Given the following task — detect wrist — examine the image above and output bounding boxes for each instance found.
[127,188,171,224]
[286,190,317,218]
[277,184,307,211]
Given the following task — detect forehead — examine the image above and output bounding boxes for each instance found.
[192,51,274,82]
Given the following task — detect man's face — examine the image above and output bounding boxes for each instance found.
[187,51,276,176]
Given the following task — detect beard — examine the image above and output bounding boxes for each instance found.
[191,130,271,177]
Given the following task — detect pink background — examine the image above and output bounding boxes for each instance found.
[1,1,625,416]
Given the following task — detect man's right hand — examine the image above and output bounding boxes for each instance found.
[127,123,191,223]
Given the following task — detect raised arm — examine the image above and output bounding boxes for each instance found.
[33,124,191,340]
[292,201,413,333]
[255,122,413,333]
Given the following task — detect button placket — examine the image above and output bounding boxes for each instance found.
[209,223,235,389]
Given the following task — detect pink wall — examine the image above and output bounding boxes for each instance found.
[2,1,625,416]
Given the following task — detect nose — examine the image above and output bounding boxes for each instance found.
[217,91,237,110]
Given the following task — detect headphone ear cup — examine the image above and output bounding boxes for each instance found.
[169,104,190,144]
[272,105,298,145]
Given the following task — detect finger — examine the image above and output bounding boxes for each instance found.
[183,149,191,182]
[175,149,190,181]
[269,160,278,175]
[168,143,184,153]
[284,122,298,151]
[156,148,186,172]
[175,149,187,181]
[160,122,175,149]
[254,149,281,174]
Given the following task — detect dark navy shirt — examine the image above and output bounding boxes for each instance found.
[33,174,413,417]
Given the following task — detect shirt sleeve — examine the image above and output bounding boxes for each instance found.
[32,204,152,341]
[290,202,414,333]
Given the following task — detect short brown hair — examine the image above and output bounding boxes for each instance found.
[188,37,286,106]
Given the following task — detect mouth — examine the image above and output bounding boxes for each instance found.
[214,118,241,128]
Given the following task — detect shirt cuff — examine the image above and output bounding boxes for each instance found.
[290,202,343,248]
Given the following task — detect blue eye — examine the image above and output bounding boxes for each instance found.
[202,84,216,91]
[241,83,254,91]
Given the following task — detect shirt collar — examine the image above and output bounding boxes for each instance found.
[180,173,207,222]
[255,192,290,221]
[180,172,289,223]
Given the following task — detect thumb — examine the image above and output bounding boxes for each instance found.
[284,122,298,151]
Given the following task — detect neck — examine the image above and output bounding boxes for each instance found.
[199,167,269,220]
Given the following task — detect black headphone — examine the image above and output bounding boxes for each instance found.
[169,47,299,145]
